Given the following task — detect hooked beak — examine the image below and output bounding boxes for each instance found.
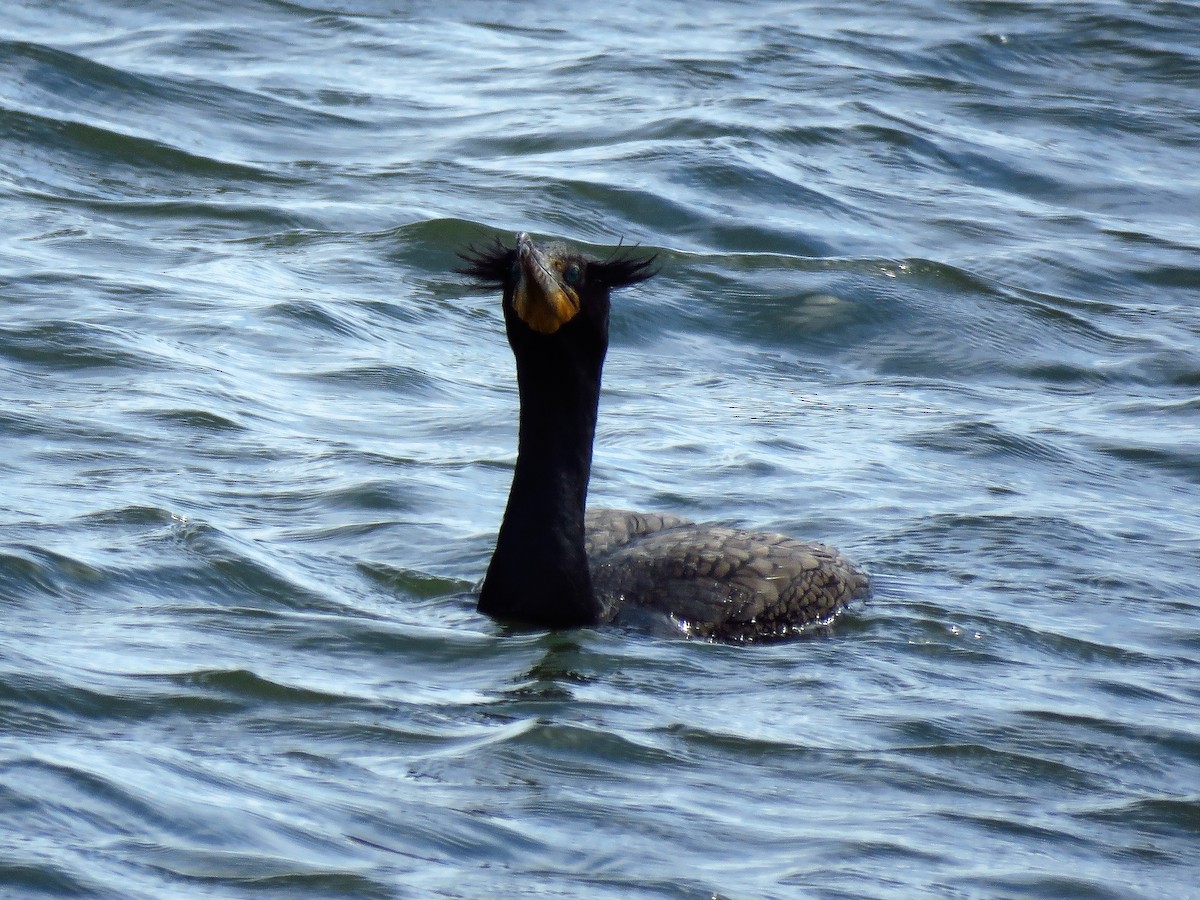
[512,232,581,334]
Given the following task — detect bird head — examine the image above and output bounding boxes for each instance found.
[458,232,657,336]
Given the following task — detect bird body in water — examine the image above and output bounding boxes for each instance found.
[459,232,868,642]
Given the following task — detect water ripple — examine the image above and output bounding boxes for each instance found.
[2,1,1199,896]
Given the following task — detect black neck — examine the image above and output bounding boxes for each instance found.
[478,324,606,626]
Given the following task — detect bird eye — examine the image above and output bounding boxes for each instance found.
[563,264,582,286]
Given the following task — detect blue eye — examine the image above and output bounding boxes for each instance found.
[563,264,582,286]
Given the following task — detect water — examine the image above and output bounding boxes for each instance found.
[2,1,1198,896]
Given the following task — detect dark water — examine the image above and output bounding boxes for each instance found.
[3,1,1199,896]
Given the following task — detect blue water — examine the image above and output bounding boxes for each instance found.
[2,1,1199,896]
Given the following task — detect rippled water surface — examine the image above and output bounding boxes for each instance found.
[3,1,1199,896]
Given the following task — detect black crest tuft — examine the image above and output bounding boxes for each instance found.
[457,236,658,291]
[591,250,659,290]
[456,238,514,287]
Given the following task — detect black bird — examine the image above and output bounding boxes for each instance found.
[459,232,868,641]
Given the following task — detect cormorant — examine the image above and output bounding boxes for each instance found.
[459,232,868,641]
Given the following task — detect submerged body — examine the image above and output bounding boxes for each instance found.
[585,508,867,641]
[460,232,868,642]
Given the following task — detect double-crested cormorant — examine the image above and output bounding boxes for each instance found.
[459,232,868,641]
